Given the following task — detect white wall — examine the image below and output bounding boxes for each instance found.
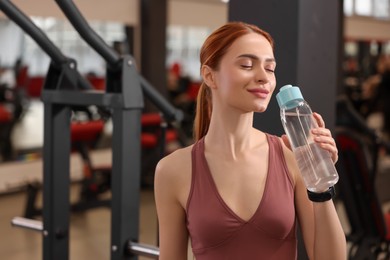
[344,16,390,41]
[0,0,139,25]
[168,1,228,29]
[2,1,389,41]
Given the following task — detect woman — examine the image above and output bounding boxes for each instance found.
[155,21,346,260]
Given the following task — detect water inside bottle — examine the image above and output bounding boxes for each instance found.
[283,111,338,192]
[283,112,314,148]
[294,143,338,192]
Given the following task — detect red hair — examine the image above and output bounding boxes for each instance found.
[193,21,274,141]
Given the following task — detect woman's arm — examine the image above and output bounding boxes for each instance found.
[282,112,347,259]
[294,171,347,260]
[154,150,191,260]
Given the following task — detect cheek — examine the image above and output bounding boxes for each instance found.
[215,69,240,93]
[268,75,277,92]
[218,69,251,91]
[270,78,276,93]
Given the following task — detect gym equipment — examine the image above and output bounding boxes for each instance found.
[23,119,111,219]
[11,216,159,259]
[0,0,182,259]
[335,95,390,259]
[23,112,179,219]
[0,101,13,160]
[0,81,26,161]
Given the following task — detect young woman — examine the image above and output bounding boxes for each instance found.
[155,21,346,260]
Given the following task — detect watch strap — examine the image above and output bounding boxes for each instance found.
[307,186,336,202]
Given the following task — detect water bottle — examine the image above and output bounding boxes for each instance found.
[276,84,339,192]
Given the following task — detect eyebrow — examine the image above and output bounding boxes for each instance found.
[237,54,276,64]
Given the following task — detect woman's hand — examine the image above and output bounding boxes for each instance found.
[281,112,338,164]
[311,112,338,163]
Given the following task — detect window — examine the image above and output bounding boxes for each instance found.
[344,0,354,16]
[20,17,126,76]
[355,0,372,16]
[373,0,390,18]
[345,0,390,20]
[167,26,211,81]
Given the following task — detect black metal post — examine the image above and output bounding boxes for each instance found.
[110,56,144,260]
[42,103,71,260]
[111,108,141,260]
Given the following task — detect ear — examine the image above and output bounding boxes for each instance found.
[201,65,217,89]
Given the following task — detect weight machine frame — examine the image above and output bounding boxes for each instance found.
[0,0,182,259]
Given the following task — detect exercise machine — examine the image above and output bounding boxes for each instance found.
[335,95,390,259]
[0,0,183,258]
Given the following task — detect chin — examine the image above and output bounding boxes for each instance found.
[252,106,267,113]
[255,108,267,113]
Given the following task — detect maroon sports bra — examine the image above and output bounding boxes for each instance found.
[186,134,297,259]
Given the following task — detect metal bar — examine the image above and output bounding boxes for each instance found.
[0,0,91,91]
[0,0,66,65]
[11,216,161,259]
[41,90,123,107]
[0,0,181,121]
[139,76,183,123]
[10,218,162,259]
[110,108,142,260]
[54,0,183,123]
[24,183,42,218]
[128,242,159,259]
[55,0,120,67]
[11,217,43,232]
[43,104,71,260]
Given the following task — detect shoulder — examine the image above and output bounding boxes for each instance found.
[156,144,193,178]
[272,135,300,188]
[154,144,194,206]
[154,145,194,258]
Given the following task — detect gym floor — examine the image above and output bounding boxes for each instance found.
[0,100,160,260]
[0,184,158,260]
[0,99,390,259]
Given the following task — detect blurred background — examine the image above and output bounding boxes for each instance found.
[0,0,390,259]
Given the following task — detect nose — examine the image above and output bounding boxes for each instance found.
[255,67,270,84]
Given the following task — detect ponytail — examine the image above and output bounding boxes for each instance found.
[193,82,212,141]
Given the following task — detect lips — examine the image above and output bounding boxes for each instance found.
[247,88,269,98]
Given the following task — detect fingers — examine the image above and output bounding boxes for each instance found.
[311,122,339,163]
[312,129,334,148]
[313,112,325,128]
[313,134,339,163]
[312,127,332,137]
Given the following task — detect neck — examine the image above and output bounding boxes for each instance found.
[205,106,262,159]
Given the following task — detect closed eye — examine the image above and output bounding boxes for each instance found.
[241,64,253,69]
[265,65,276,73]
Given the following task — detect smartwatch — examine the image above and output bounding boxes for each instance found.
[307,186,336,202]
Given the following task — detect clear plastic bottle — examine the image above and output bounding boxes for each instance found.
[276,84,339,192]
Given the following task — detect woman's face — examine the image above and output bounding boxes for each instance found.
[211,32,276,113]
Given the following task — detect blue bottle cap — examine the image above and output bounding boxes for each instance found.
[276,84,304,108]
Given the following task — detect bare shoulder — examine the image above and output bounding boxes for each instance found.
[278,136,294,161]
[154,144,193,207]
[277,136,299,187]
[156,145,193,178]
